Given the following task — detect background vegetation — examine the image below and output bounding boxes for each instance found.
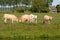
[0,0,54,13]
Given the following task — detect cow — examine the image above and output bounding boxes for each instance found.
[3,14,18,23]
[43,15,53,24]
[19,14,37,23]
[19,14,30,23]
[29,14,37,23]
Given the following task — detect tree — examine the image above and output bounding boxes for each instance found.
[22,0,31,5]
[0,0,21,5]
[46,0,53,6]
[29,0,53,13]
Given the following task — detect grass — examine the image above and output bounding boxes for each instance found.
[0,12,60,40]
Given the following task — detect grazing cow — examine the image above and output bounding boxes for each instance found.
[3,14,18,23]
[19,14,37,23]
[19,14,30,23]
[29,14,37,23]
[43,15,53,24]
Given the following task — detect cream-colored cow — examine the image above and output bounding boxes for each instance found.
[43,15,53,24]
[19,14,37,23]
[29,14,37,23]
[3,14,18,23]
[19,14,30,23]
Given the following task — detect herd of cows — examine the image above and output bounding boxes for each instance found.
[3,14,53,24]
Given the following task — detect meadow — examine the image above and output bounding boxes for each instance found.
[0,12,60,40]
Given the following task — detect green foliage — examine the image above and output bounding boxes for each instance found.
[47,0,53,5]
[13,7,25,13]
[0,0,31,5]
[22,0,31,5]
[40,7,49,13]
[56,4,60,12]
[30,0,50,13]
[0,0,53,13]
[0,0,21,5]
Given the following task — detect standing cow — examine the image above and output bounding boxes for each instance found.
[3,14,18,23]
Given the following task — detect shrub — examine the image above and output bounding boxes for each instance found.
[13,7,25,13]
[40,7,49,13]
[29,6,49,13]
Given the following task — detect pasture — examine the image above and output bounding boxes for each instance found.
[0,12,60,40]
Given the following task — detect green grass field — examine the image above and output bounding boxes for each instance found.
[0,12,60,40]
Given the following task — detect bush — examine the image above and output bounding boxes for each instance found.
[29,6,49,13]
[13,7,25,13]
[28,0,50,13]
[40,7,49,13]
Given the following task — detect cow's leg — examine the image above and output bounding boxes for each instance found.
[19,20,21,22]
[29,19,31,23]
[35,19,37,23]
[12,19,13,23]
[32,19,34,23]
[26,18,30,23]
[4,19,7,23]
[30,18,35,23]
[48,21,50,24]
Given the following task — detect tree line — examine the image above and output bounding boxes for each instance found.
[0,0,55,13]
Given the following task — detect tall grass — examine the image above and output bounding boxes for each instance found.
[0,12,60,40]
